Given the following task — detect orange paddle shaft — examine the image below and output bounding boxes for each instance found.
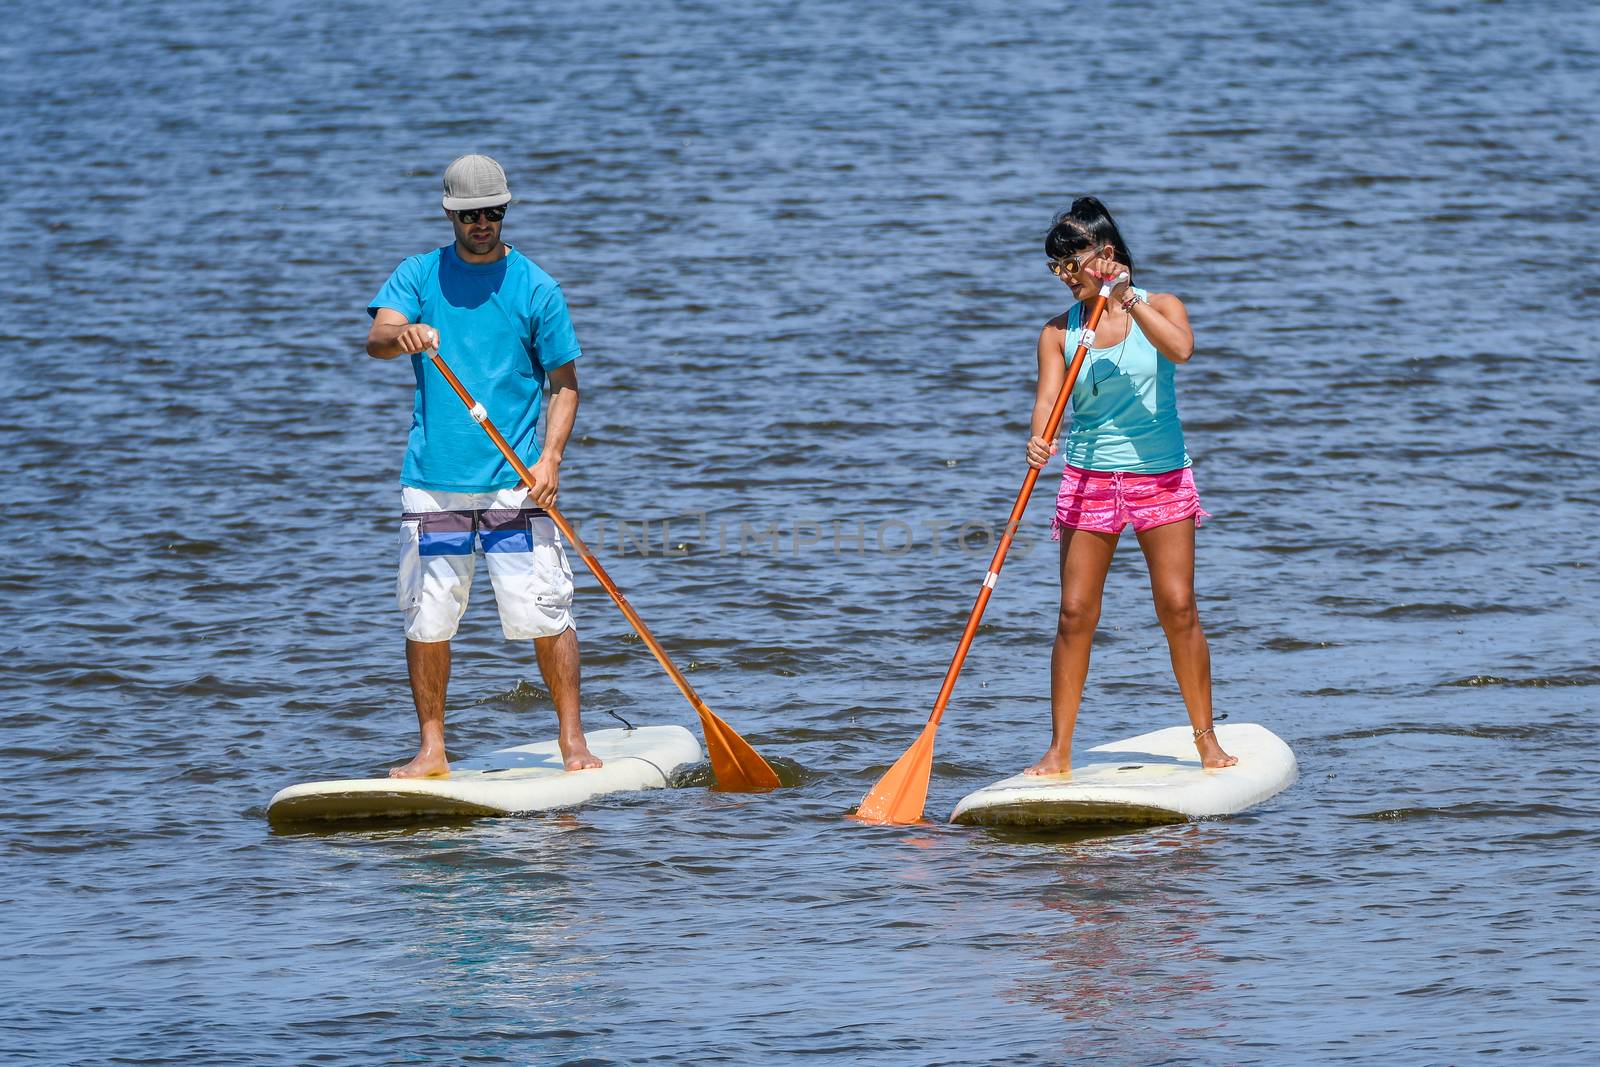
[422,348,781,790]
[923,276,1120,731]
[853,273,1121,823]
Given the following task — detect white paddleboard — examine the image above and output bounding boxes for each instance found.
[950,723,1296,828]
[267,724,701,824]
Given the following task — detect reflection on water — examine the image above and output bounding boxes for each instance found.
[999,826,1231,1058]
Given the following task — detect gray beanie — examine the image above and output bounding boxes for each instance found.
[442,155,512,210]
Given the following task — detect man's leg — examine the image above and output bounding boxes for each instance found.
[485,504,601,771]
[393,490,476,779]
[391,638,452,778]
[534,626,600,770]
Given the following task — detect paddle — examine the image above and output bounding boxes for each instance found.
[420,345,782,791]
[854,271,1126,824]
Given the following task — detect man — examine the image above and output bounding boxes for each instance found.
[366,154,600,777]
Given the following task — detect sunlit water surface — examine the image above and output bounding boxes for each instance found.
[4,1,1598,1063]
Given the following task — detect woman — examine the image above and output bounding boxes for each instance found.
[1023,197,1237,775]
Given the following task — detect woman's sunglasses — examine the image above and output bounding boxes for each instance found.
[1047,245,1111,277]
[452,206,506,224]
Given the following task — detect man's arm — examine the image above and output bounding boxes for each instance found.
[367,307,438,360]
[524,362,579,508]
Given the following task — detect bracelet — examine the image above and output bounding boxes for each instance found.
[1119,292,1143,312]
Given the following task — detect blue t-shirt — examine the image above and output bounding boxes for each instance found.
[368,244,582,492]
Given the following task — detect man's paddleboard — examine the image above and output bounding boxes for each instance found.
[267,724,701,824]
[950,723,1295,828]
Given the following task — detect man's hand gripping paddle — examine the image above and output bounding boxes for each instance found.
[421,343,781,791]
[854,272,1126,824]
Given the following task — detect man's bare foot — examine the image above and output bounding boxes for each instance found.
[1023,748,1072,776]
[560,734,603,771]
[389,749,449,778]
[1194,727,1238,769]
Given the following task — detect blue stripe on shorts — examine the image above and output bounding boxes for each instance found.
[481,527,532,553]
[404,507,546,556]
[418,530,475,556]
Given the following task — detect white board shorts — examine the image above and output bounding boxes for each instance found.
[397,485,575,643]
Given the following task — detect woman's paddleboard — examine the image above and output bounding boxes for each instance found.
[267,724,701,824]
[950,722,1295,828]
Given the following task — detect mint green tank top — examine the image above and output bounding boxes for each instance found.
[1061,290,1192,473]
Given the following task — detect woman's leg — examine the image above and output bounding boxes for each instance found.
[1134,518,1237,768]
[1025,527,1119,775]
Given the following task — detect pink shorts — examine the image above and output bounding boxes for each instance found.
[1051,464,1210,537]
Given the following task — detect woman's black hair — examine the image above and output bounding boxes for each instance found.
[1045,196,1134,279]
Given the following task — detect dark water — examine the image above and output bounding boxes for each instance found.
[5,0,1599,1063]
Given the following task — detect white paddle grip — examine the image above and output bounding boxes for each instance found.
[1096,271,1128,298]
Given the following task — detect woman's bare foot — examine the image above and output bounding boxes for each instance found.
[390,748,449,778]
[1023,747,1072,776]
[1194,727,1238,769]
[560,734,603,771]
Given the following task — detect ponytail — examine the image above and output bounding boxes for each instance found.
[1045,196,1134,280]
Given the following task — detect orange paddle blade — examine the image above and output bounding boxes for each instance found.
[695,703,782,790]
[853,720,938,824]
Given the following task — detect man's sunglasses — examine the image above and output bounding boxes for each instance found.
[452,206,506,224]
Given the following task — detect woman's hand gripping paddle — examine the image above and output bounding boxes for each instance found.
[854,272,1126,824]
[422,346,782,791]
